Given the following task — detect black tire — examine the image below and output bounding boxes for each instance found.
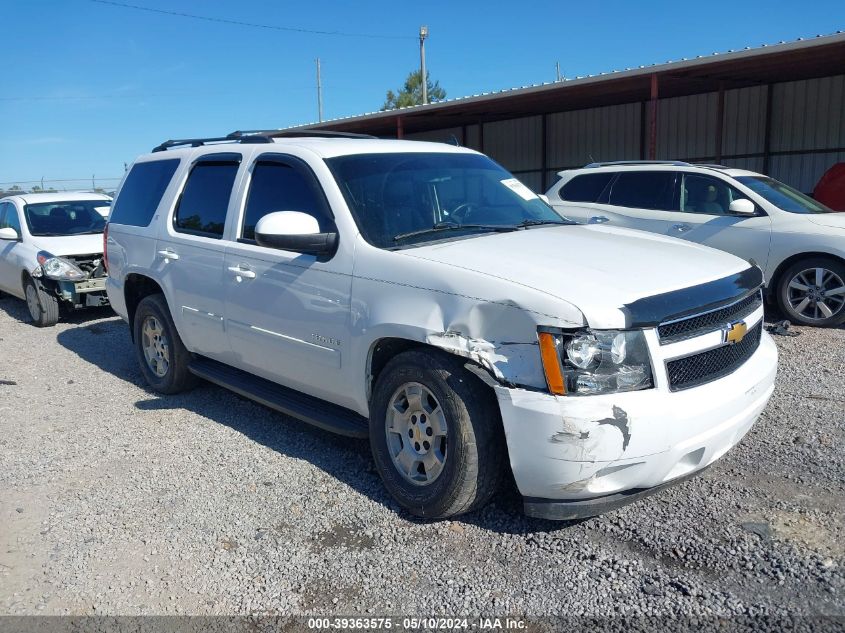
[24,276,59,327]
[133,294,198,394]
[776,257,845,327]
[369,349,505,519]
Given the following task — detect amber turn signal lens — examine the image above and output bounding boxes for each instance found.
[538,332,566,395]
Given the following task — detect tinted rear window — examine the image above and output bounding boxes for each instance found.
[560,173,613,202]
[110,159,180,227]
[608,171,677,210]
[173,162,239,238]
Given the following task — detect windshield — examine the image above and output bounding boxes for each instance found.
[326,152,569,248]
[23,200,108,236]
[735,176,837,214]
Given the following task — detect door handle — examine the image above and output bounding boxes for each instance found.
[589,216,610,224]
[227,265,256,280]
[157,249,179,261]
[672,223,692,233]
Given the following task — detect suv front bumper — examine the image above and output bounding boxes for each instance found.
[495,330,777,518]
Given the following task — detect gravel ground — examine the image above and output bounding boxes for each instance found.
[0,296,843,618]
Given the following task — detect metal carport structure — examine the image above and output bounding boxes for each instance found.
[288,32,845,193]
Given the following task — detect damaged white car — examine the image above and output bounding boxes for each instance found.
[105,131,778,520]
[0,192,111,327]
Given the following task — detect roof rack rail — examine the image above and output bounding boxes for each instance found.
[584,160,691,168]
[152,129,378,152]
[229,129,378,140]
[694,163,730,170]
[152,134,273,153]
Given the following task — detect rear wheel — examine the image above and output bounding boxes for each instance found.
[777,257,845,327]
[369,349,504,519]
[24,277,59,327]
[133,294,197,394]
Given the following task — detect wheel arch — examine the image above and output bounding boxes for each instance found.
[123,273,166,341]
[20,269,30,295]
[768,251,845,298]
[21,270,54,297]
[366,337,502,407]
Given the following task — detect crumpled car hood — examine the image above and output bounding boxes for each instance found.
[401,224,750,328]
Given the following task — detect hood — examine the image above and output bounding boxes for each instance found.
[804,212,845,230]
[29,233,104,257]
[401,224,752,328]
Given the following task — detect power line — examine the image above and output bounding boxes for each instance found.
[0,86,339,102]
[88,0,415,40]
[0,94,206,102]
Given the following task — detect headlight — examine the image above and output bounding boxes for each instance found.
[36,251,86,281]
[538,329,653,396]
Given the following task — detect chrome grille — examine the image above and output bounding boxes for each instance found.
[658,291,762,344]
[665,322,762,391]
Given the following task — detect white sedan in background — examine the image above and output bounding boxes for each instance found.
[546,162,845,326]
[0,192,111,326]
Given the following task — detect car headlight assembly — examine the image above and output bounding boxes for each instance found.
[36,251,86,281]
[538,329,653,396]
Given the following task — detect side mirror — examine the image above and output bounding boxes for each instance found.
[728,198,756,216]
[0,227,19,241]
[254,211,337,256]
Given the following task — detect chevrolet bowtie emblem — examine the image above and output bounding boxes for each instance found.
[723,320,748,345]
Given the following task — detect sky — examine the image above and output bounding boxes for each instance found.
[1,0,843,191]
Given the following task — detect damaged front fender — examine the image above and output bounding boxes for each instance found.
[351,240,587,409]
[424,330,539,387]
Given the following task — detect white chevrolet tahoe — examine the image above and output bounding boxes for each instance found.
[0,192,111,326]
[105,131,778,520]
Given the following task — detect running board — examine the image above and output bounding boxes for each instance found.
[188,357,369,438]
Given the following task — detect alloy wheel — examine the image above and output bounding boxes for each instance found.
[141,316,170,378]
[385,382,448,486]
[787,267,845,322]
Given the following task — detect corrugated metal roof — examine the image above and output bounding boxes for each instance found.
[281,31,845,131]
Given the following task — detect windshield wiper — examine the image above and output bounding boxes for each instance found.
[515,219,570,228]
[393,222,518,242]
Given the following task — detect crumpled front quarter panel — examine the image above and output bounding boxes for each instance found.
[349,236,585,405]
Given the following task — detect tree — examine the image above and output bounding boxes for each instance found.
[382,70,446,110]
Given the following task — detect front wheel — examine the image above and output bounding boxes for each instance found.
[24,277,59,327]
[369,350,504,519]
[133,294,198,394]
[777,257,845,327]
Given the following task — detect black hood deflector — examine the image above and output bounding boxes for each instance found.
[621,266,764,328]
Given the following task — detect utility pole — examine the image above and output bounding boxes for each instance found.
[556,61,562,82]
[419,25,429,105]
[316,58,323,123]
[92,174,95,190]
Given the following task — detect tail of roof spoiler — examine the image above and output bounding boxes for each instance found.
[620,266,764,328]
